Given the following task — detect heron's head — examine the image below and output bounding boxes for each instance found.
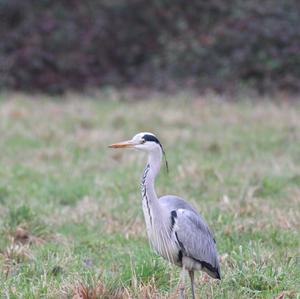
[109,132,162,152]
[109,132,168,170]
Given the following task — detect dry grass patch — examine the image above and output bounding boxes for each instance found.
[51,196,146,237]
[70,280,162,299]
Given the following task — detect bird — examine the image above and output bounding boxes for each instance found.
[109,132,221,299]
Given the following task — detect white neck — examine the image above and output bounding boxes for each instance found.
[140,148,177,261]
[141,148,163,226]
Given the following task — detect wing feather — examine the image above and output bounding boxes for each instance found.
[175,208,220,278]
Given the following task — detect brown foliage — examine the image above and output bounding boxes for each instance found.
[0,0,299,93]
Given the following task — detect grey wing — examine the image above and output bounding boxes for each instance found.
[160,195,216,243]
[174,208,221,279]
[159,195,199,214]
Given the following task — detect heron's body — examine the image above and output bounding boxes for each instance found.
[109,132,221,298]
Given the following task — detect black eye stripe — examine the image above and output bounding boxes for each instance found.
[142,134,160,144]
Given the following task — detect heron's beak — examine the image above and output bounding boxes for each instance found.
[108,140,137,148]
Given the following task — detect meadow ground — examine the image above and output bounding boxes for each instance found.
[0,91,299,299]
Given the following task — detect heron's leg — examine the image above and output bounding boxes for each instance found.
[179,266,186,299]
[188,270,195,299]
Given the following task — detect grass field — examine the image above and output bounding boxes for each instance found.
[0,91,299,299]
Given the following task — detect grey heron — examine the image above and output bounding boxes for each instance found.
[109,132,221,299]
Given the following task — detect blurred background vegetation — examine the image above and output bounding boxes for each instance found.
[1,0,300,94]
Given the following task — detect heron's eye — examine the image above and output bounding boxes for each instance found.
[141,139,146,144]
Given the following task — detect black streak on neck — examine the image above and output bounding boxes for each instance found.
[141,164,152,226]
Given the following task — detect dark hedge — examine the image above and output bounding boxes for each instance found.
[1,0,299,93]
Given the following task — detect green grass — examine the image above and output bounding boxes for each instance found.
[0,91,299,298]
